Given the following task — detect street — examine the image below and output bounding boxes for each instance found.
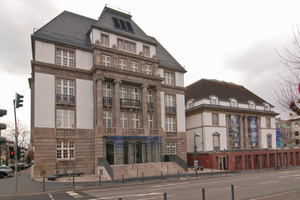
[1,168,300,199]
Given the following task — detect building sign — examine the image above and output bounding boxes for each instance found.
[276,128,281,147]
[248,116,258,144]
[230,115,240,145]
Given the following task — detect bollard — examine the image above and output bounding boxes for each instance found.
[142,172,144,182]
[122,174,124,184]
[43,177,45,192]
[202,188,205,200]
[231,185,235,200]
[196,169,198,178]
[161,171,163,181]
[177,170,179,180]
[164,192,167,200]
[73,176,75,189]
[99,175,101,186]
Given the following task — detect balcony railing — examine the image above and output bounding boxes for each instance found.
[120,99,140,108]
[103,97,112,106]
[122,128,145,136]
[150,129,159,135]
[56,94,75,104]
[105,127,116,135]
[165,106,176,114]
[147,102,154,110]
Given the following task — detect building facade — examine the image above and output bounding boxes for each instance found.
[29,6,186,177]
[185,79,278,169]
[275,118,293,148]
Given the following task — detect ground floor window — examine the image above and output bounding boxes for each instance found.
[166,141,176,155]
[57,141,75,159]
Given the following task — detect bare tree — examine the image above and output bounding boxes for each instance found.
[2,120,29,147]
[275,26,300,115]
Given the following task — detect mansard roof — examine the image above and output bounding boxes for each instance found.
[185,79,272,106]
[32,6,186,72]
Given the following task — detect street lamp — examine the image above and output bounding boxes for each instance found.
[276,138,281,170]
[194,132,201,170]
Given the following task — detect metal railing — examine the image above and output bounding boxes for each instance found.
[56,94,75,104]
[165,106,176,114]
[122,128,145,136]
[147,102,154,109]
[120,99,140,107]
[103,97,112,106]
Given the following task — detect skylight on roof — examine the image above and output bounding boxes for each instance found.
[112,17,134,33]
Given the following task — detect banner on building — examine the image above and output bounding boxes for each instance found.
[230,115,240,145]
[248,116,258,144]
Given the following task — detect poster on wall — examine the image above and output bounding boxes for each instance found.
[230,115,240,145]
[248,116,258,144]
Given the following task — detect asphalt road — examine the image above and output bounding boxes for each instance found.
[1,168,300,200]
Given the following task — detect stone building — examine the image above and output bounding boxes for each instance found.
[29,6,186,177]
[185,79,288,170]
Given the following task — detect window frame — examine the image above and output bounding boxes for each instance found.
[56,48,75,68]
[119,58,127,70]
[117,38,136,53]
[103,111,112,128]
[100,33,109,46]
[132,113,139,128]
[212,113,219,126]
[56,141,75,160]
[166,116,176,132]
[213,132,220,150]
[130,61,139,72]
[56,109,75,129]
[146,64,152,75]
[163,71,175,85]
[143,45,150,56]
[101,54,111,67]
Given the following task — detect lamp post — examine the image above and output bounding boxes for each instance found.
[194,132,200,170]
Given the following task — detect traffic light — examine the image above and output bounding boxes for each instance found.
[9,146,14,159]
[0,109,7,130]
[15,93,24,108]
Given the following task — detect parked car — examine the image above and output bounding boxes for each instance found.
[0,171,8,178]
[0,166,13,177]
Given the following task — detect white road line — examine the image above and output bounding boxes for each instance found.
[48,193,55,200]
[209,187,231,192]
[66,191,83,198]
[260,180,279,185]
[88,192,162,200]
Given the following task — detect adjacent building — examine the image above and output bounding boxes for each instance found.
[29,6,186,177]
[185,79,287,170]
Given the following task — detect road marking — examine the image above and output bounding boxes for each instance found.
[150,182,190,188]
[209,187,231,192]
[260,180,279,184]
[48,193,55,200]
[66,191,83,198]
[87,192,162,200]
[249,188,300,200]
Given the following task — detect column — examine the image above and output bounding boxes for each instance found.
[239,115,244,149]
[155,86,162,129]
[257,117,262,148]
[114,79,122,130]
[244,116,249,149]
[95,74,104,126]
[226,114,230,150]
[142,84,148,129]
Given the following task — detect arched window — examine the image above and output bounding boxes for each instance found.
[248,101,256,110]
[229,98,238,107]
[264,103,270,111]
[213,132,220,150]
[210,95,219,105]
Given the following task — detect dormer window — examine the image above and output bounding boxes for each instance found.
[100,34,109,46]
[210,96,218,105]
[264,103,270,111]
[230,98,237,107]
[248,101,255,110]
[187,99,194,109]
[143,45,150,56]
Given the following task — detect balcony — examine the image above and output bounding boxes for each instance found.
[150,129,159,135]
[147,102,154,110]
[165,106,176,114]
[56,94,75,104]
[122,128,145,136]
[103,97,112,106]
[56,129,75,136]
[105,127,116,135]
[120,99,140,108]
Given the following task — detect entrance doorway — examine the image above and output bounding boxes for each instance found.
[106,142,114,165]
[218,156,227,170]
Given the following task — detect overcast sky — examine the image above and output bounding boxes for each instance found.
[1,0,300,129]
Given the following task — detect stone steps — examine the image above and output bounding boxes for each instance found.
[111,162,185,180]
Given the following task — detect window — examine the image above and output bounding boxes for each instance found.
[147,90,153,102]
[56,79,75,103]
[296,139,300,144]
[249,101,255,109]
[56,109,75,129]
[213,133,220,150]
[120,85,127,99]
[57,141,75,159]
[131,87,139,100]
[267,134,272,148]
[103,111,112,128]
[212,114,219,126]
[120,112,128,128]
[230,99,237,107]
[266,118,271,128]
[143,45,150,56]
[164,72,175,85]
[165,94,175,107]
[132,113,139,128]
[101,55,111,67]
[148,114,154,129]
[296,131,299,136]
[112,17,134,32]
[130,61,138,72]
[264,104,270,111]
[166,116,176,132]
[119,59,127,70]
[146,64,152,75]
[166,141,176,155]
[117,38,136,53]
[101,34,109,46]
[56,49,74,67]
[210,97,218,105]
[102,83,111,97]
